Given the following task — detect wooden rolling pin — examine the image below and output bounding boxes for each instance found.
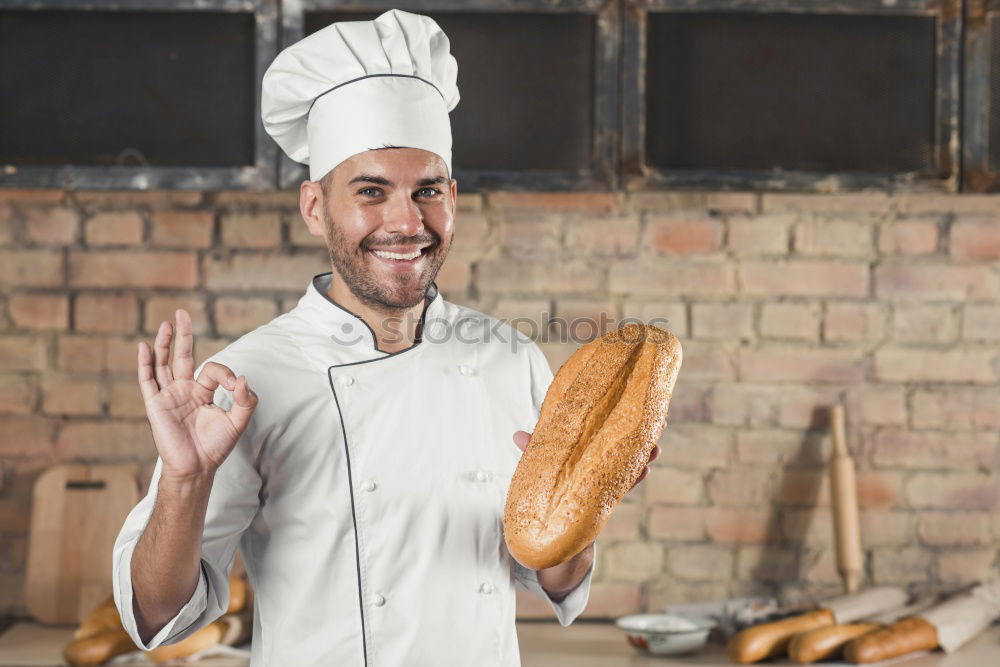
[829,404,863,594]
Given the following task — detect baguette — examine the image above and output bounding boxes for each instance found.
[788,622,880,663]
[145,619,227,664]
[62,629,137,666]
[844,616,939,663]
[503,324,682,570]
[726,609,836,663]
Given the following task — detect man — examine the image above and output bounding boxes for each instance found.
[112,9,658,665]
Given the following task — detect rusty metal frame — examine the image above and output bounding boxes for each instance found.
[279,0,621,192]
[0,0,280,191]
[963,0,1000,191]
[622,0,962,192]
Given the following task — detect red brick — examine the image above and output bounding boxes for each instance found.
[8,294,69,330]
[760,302,821,341]
[42,377,103,416]
[783,507,832,544]
[666,381,710,423]
[736,429,829,466]
[707,468,771,506]
[705,508,770,544]
[22,207,78,244]
[0,415,57,456]
[629,191,756,213]
[150,210,214,248]
[775,386,846,429]
[69,251,197,288]
[963,305,1000,342]
[874,348,995,384]
[872,547,932,585]
[918,512,991,546]
[0,336,46,371]
[0,189,65,205]
[860,510,912,546]
[209,191,297,209]
[645,467,704,505]
[221,212,283,249]
[741,261,869,297]
[564,215,639,258]
[937,549,997,584]
[109,379,147,419]
[57,420,153,459]
[912,388,1000,430]
[203,252,332,291]
[193,337,232,366]
[644,216,723,254]
[601,541,664,582]
[678,341,736,381]
[906,472,998,510]
[288,217,328,249]
[551,299,616,342]
[57,335,107,373]
[495,214,560,259]
[824,302,886,343]
[491,299,550,341]
[214,297,278,336]
[657,424,731,468]
[488,192,619,213]
[846,386,906,426]
[857,471,904,508]
[871,430,997,470]
[610,259,734,296]
[105,337,148,374]
[450,212,490,257]
[456,193,483,212]
[144,295,210,335]
[601,501,641,541]
[0,250,64,287]
[739,346,866,384]
[73,190,202,209]
[727,213,792,255]
[777,470,830,507]
[892,304,957,344]
[895,193,1000,215]
[875,260,998,300]
[736,546,797,583]
[950,217,1000,261]
[0,375,37,415]
[762,192,892,215]
[878,220,939,255]
[648,505,708,541]
[667,545,734,582]
[621,301,686,337]
[84,212,143,246]
[434,259,472,299]
[690,303,753,340]
[477,258,603,295]
[800,546,841,585]
[75,293,139,334]
[793,218,872,257]
[0,204,17,244]
[709,384,779,427]
[574,583,642,618]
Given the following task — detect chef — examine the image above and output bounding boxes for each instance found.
[112,9,657,666]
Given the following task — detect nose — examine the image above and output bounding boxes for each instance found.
[382,191,424,237]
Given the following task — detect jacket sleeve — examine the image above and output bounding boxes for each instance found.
[112,381,262,650]
[511,340,594,626]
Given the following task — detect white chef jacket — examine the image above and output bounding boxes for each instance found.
[112,273,594,666]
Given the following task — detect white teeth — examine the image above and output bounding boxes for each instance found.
[372,248,422,260]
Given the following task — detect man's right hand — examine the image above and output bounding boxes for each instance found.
[138,309,258,483]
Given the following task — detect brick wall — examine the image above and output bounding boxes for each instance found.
[1,188,998,618]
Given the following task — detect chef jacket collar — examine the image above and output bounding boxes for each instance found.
[299,272,444,355]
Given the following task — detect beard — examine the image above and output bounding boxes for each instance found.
[321,206,450,312]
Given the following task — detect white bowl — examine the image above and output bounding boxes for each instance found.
[615,613,715,656]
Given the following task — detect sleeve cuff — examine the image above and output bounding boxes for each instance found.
[512,543,596,627]
[114,538,210,651]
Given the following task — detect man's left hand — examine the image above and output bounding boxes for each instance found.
[512,430,660,493]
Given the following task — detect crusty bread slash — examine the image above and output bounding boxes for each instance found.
[503,324,682,570]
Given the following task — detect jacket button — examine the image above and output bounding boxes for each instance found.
[361,479,376,492]
[479,583,494,595]
[372,593,386,607]
[475,470,490,483]
[458,364,474,376]
[337,375,355,387]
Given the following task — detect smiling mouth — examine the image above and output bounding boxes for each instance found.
[367,244,433,264]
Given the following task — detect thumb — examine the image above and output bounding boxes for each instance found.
[227,376,258,434]
[512,430,531,452]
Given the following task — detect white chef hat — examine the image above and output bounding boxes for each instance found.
[261,9,460,182]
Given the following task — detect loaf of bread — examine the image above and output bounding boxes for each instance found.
[63,629,138,667]
[787,622,880,663]
[726,609,836,664]
[503,323,682,570]
[843,616,939,663]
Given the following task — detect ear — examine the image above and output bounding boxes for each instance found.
[299,179,326,238]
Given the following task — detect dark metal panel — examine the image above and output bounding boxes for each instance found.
[963,0,997,191]
[622,0,961,192]
[278,0,619,192]
[0,0,280,190]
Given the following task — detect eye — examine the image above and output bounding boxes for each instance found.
[416,187,442,197]
[358,187,383,197]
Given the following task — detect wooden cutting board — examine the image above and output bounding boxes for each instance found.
[25,465,138,625]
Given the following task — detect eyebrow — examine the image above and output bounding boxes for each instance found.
[347,174,449,188]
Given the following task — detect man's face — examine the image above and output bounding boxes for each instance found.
[318,148,456,311]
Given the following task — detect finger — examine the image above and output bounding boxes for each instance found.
[153,320,174,387]
[196,362,238,395]
[648,445,661,463]
[630,466,649,491]
[512,430,531,452]
[171,309,195,381]
[137,342,160,402]
[226,376,258,434]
